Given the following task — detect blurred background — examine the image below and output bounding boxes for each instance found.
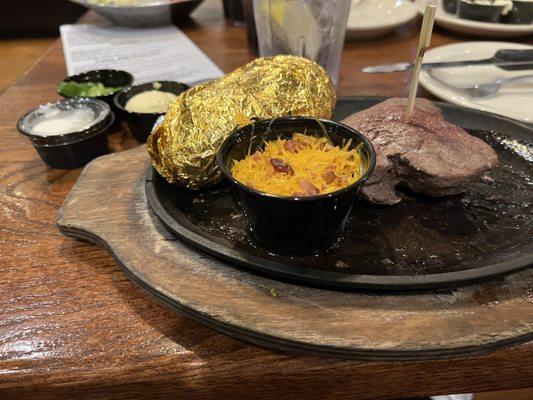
[0,1,85,92]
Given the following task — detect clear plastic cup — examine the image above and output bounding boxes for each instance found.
[253,0,351,87]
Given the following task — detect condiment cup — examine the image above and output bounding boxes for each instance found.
[113,81,189,143]
[17,98,114,169]
[57,69,134,121]
[217,117,376,255]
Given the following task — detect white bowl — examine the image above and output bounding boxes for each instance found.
[69,0,204,27]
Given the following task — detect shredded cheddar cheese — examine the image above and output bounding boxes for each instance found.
[231,133,366,197]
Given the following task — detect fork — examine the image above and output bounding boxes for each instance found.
[427,71,533,98]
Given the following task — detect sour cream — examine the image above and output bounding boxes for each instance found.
[31,108,96,136]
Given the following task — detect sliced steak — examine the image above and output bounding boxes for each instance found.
[342,98,499,205]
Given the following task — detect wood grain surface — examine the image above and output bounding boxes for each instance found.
[0,38,55,94]
[57,146,533,359]
[1,1,532,398]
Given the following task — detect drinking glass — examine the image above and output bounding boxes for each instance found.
[253,0,351,86]
[223,0,245,26]
[243,0,259,55]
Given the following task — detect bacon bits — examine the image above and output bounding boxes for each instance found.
[251,151,261,162]
[270,158,294,175]
[284,140,299,153]
[299,179,320,195]
[321,170,336,184]
[246,181,256,190]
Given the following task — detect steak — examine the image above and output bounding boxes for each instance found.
[342,98,499,205]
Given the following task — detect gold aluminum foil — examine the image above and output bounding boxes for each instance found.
[146,55,336,189]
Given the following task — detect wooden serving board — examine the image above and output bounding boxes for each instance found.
[56,146,533,359]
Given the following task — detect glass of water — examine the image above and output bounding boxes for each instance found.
[253,0,351,87]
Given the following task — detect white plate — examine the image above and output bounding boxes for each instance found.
[346,0,419,40]
[419,41,533,123]
[415,0,533,38]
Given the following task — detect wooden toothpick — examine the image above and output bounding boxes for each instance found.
[404,4,436,122]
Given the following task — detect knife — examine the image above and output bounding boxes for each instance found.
[362,49,533,73]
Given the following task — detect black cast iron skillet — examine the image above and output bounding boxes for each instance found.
[145,97,533,291]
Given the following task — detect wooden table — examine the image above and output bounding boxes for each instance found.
[1,1,532,398]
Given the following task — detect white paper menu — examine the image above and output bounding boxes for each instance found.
[60,24,224,85]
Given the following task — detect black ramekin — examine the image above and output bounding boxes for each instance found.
[217,117,376,256]
[57,69,133,122]
[113,81,189,143]
[457,0,507,22]
[443,0,458,14]
[504,0,533,24]
[17,98,114,169]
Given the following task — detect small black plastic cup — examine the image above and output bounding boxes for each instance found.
[113,81,189,143]
[57,69,133,122]
[217,117,376,255]
[17,98,114,169]
[504,0,533,24]
[457,0,506,22]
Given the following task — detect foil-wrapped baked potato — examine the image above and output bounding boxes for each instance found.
[146,55,336,189]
